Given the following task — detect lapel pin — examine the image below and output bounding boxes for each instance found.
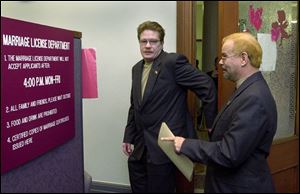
[155,71,158,74]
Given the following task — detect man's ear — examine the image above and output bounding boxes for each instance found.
[241,52,248,67]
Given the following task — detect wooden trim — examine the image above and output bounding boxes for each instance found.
[272,167,298,193]
[296,37,299,193]
[296,41,299,136]
[177,1,196,63]
[73,31,82,39]
[176,2,196,192]
[268,136,299,174]
[217,1,238,110]
[268,137,299,192]
[177,1,197,122]
[272,135,298,145]
[90,181,131,193]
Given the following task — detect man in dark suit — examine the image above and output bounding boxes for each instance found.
[162,32,277,193]
[122,21,217,193]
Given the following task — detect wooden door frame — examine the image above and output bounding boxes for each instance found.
[176,1,196,192]
[177,1,197,117]
[217,1,238,109]
[177,1,299,193]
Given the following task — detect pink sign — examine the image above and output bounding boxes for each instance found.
[82,48,98,98]
[1,17,75,173]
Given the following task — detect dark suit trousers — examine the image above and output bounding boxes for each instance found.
[128,148,176,193]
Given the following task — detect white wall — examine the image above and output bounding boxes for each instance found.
[1,1,176,185]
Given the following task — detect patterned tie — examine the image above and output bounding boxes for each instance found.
[141,62,152,99]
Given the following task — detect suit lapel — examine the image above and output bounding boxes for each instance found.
[211,90,237,130]
[134,61,143,106]
[211,72,263,133]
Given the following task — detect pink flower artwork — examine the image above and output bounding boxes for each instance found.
[249,5,263,31]
[271,26,281,41]
[271,10,291,45]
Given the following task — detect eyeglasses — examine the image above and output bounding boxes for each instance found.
[139,39,160,46]
[221,54,239,61]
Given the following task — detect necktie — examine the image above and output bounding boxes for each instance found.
[141,62,152,99]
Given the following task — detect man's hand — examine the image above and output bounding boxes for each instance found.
[161,136,185,153]
[122,143,133,156]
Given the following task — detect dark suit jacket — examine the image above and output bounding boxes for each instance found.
[123,51,217,164]
[181,71,277,192]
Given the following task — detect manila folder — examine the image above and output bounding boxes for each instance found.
[158,122,194,182]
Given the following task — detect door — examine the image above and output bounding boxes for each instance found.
[177,1,299,193]
[176,2,196,192]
